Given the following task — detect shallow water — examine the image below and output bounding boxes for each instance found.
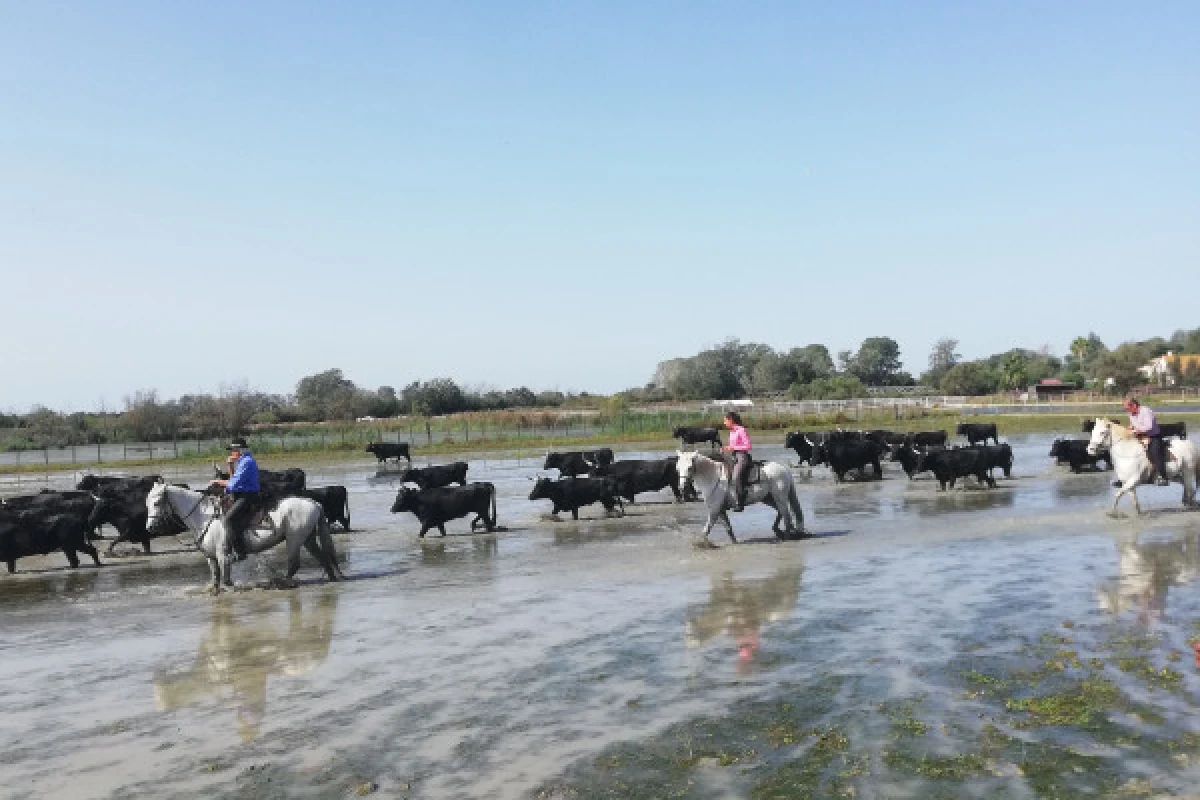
[4,436,1200,798]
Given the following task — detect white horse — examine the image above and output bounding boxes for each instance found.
[675,451,807,545]
[146,482,344,592]
[1086,418,1200,515]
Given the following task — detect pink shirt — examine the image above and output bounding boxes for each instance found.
[729,425,751,451]
[1129,406,1159,436]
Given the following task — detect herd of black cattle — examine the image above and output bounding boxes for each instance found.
[0,420,1188,574]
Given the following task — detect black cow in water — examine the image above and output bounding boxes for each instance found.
[672,426,722,449]
[366,442,411,463]
[390,483,498,538]
[1051,438,1113,472]
[1082,419,1187,439]
[400,462,469,490]
[905,430,948,449]
[890,443,941,479]
[543,449,615,478]
[528,477,624,520]
[916,448,996,490]
[784,432,817,465]
[970,443,1014,479]
[591,458,683,503]
[812,439,884,482]
[0,501,101,573]
[297,486,352,530]
[77,476,186,553]
[956,422,999,446]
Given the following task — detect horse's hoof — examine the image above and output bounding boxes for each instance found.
[692,540,719,550]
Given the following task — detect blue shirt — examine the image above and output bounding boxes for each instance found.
[226,452,260,493]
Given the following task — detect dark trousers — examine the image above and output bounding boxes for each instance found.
[225,492,261,555]
[731,451,752,505]
[1146,436,1168,481]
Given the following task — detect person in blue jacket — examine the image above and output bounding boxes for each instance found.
[209,436,260,560]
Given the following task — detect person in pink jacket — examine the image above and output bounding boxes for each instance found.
[722,411,752,511]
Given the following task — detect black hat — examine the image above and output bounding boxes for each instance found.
[227,436,250,450]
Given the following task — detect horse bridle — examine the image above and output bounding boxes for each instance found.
[157,486,216,544]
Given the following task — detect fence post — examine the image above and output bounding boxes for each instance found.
[426,420,432,446]
[465,417,470,443]
[44,448,49,468]
[123,443,128,461]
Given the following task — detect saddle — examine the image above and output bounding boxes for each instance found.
[216,495,276,532]
[716,454,766,485]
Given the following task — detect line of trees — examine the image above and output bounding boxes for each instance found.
[649,337,916,402]
[648,327,1200,402]
[5,327,1200,449]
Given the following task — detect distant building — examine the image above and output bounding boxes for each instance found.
[1030,378,1078,400]
[1140,352,1200,386]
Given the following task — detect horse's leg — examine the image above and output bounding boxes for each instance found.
[722,512,737,544]
[286,531,304,580]
[207,556,221,592]
[319,523,345,579]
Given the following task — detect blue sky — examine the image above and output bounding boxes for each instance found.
[2,1,1197,410]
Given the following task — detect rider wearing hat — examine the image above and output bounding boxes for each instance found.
[722,411,752,512]
[1124,396,1170,486]
[209,436,260,560]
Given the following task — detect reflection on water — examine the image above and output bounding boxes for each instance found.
[153,590,338,741]
[684,566,803,672]
[418,536,498,565]
[1097,532,1200,622]
[899,486,1017,517]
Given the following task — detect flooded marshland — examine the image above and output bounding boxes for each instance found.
[5,435,1200,798]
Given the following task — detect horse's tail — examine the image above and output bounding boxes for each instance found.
[316,512,343,580]
[342,489,351,531]
[787,480,805,535]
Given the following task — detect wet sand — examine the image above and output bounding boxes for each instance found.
[4,436,1200,798]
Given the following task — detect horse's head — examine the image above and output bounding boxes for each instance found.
[675,451,698,482]
[1086,418,1112,455]
[145,480,172,533]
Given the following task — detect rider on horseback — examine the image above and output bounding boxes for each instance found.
[722,411,752,512]
[1125,396,1170,486]
[209,436,260,560]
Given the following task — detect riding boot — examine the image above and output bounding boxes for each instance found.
[230,528,248,561]
[731,488,745,512]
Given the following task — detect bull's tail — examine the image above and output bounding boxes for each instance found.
[489,482,498,531]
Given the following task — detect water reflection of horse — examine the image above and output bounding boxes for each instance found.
[1097,533,1200,622]
[684,566,803,672]
[153,589,338,741]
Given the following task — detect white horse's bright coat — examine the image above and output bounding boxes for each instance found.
[675,451,807,544]
[1086,418,1200,515]
[146,483,344,591]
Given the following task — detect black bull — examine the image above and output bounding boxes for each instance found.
[529,477,624,520]
[1,502,102,574]
[366,442,412,462]
[672,426,722,448]
[543,449,615,478]
[590,458,684,503]
[390,483,498,538]
[400,462,469,490]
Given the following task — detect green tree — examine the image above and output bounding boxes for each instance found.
[939,362,998,396]
[1092,343,1153,393]
[845,337,904,386]
[1000,352,1029,390]
[924,338,960,387]
[786,344,835,383]
[295,368,358,421]
[749,352,797,394]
